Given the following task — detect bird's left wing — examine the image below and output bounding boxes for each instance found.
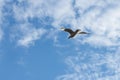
[64,28,74,34]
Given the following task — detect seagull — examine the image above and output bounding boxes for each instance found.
[60,27,89,39]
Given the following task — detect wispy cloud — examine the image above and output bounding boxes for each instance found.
[57,47,120,80]
[0,0,116,47]
[12,0,120,47]
[78,5,120,47]
[11,23,46,47]
[11,0,53,47]
[0,0,5,41]
[49,0,120,80]
[17,28,46,47]
[0,0,120,79]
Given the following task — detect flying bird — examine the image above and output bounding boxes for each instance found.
[60,27,89,39]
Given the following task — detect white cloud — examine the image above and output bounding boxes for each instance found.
[50,1,120,79]
[12,0,56,47]
[9,1,120,80]
[3,1,120,80]
[11,23,46,47]
[13,0,44,21]
[0,0,5,41]
[78,5,120,47]
[12,0,77,47]
[12,0,120,47]
[56,48,120,80]
[18,27,46,47]
[13,0,59,21]
[51,0,75,28]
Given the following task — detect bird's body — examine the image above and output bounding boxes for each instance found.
[61,27,88,39]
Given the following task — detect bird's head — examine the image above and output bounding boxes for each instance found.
[76,29,81,34]
[60,27,65,31]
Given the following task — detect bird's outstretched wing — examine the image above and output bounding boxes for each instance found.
[79,31,89,34]
[64,28,74,34]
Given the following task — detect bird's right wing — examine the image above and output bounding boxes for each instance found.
[79,31,89,34]
[64,28,74,34]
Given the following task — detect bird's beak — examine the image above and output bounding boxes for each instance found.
[60,27,65,30]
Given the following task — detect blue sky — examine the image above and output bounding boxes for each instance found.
[0,0,120,80]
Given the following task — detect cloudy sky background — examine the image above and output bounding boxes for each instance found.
[0,0,120,80]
